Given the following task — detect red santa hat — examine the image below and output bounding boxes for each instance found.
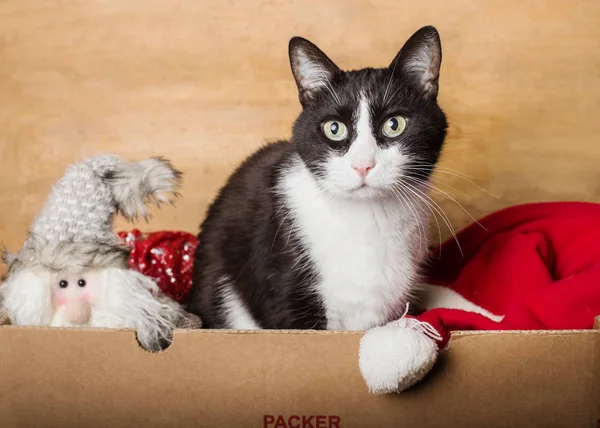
[359,202,600,393]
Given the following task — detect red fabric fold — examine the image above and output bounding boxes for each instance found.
[419,202,600,347]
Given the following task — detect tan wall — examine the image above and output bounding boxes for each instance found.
[1,0,600,260]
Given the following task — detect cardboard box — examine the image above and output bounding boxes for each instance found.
[1,1,600,427]
[1,316,599,428]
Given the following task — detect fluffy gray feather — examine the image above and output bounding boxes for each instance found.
[102,156,182,221]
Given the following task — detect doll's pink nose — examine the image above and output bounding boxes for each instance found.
[65,300,92,324]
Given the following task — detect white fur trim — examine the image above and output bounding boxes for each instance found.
[420,283,505,322]
[359,306,438,393]
[1,269,53,325]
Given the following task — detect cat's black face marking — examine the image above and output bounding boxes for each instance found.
[188,26,449,330]
[292,68,447,174]
[289,27,447,198]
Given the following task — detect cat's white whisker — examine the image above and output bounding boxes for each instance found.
[394,183,442,251]
[404,164,498,199]
[403,171,472,200]
[397,182,463,256]
[389,185,427,256]
[272,208,293,251]
[382,56,402,105]
[404,175,488,232]
[408,161,478,179]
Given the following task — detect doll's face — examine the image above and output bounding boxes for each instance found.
[50,270,103,325]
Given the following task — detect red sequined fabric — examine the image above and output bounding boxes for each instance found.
[117,229,198,304]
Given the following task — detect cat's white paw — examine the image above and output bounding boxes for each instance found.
[359,321,438,393]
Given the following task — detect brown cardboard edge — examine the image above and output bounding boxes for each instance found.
[1,316,599,350]
[2,322,600,337]
[2,322,599,370]
[0,320,599,365]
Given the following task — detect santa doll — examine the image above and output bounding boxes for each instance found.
[0,154,193,351]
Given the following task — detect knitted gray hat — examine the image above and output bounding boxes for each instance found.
[3,154,182,274]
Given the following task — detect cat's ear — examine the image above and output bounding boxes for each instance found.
[389,26,442,98]
[289,37,341,106]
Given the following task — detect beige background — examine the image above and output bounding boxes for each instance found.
[1,0,599,260]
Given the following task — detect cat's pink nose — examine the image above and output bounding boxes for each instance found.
[352,161,375,178]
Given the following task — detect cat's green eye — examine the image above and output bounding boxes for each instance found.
[322,120,348,141]
[382,116,407,138]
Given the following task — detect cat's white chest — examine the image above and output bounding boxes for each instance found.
[280,162,426,330]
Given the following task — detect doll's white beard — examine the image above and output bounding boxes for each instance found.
[96,268,183,350]
[1,270,53,325]
[2,267,183,351]
[49,303,138,329]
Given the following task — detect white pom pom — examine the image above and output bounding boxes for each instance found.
[359,320,439,393]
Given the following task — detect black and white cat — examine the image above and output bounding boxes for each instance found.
[188,26,448,330]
